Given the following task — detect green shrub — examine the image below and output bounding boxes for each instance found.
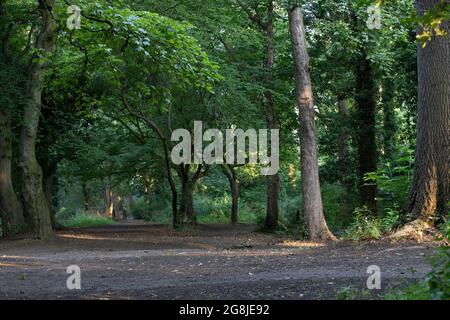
[343,206,400,240]
[130,197,151,220]
[364,147,413,214]
[385,221,450,300]
[426,221,450,299]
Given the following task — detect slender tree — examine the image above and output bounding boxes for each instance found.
[222,164,240,225]
[288,5,336,241]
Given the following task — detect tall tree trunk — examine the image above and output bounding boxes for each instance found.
[382,78,397,161]
[222,164,240,225]
[264,0,279,231]
[394,0,449,236]
[0,109,25,238]
[19,0,56,239]
[288,6,335,241]
[355,49,378,213]
[337,98,351,185]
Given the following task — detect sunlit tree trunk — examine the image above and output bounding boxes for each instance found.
[288,5,335,241]
[19,0,56,239]
[103,179,113,218]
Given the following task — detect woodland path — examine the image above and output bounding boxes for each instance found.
[0,220,436,299]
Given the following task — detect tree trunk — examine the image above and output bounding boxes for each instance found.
[337,98,353,221]
[288,6,335,241]
[399,0,449,232]
[0,109,25,238]
[19,0,57,239]
[355,48,378,213]
[103,180,113,218]
[222,164,240,225]
[112,193,124,221]
[382,78,397,161]
[42,166,61,229]
[264,0,279,231]
[178,178,196,227]
[337,98,351,186]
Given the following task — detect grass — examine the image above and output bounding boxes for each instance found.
[60,214,115,228]
[335,286,373,300]
[384,282,431,300]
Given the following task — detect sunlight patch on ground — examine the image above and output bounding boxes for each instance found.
[278,241,325,248]
[58,233,119,241]
[0,262,23,267]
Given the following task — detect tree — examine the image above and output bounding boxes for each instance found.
[394,0,449,236]
[288,5,335,241]
[221,164,240,225]
[19,0,57,239]
[0,1,26,237]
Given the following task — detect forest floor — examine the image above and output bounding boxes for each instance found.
[0,219,438,300]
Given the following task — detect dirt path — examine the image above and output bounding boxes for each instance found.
[0,220,437,299]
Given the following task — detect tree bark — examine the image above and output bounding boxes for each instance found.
[178,177,196,227]
[402,0,449,229]
[264,0,279,231]
[19,0,57,239]
[288,6,335,241]
[0,109,25,238]
[222,164,240,225]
